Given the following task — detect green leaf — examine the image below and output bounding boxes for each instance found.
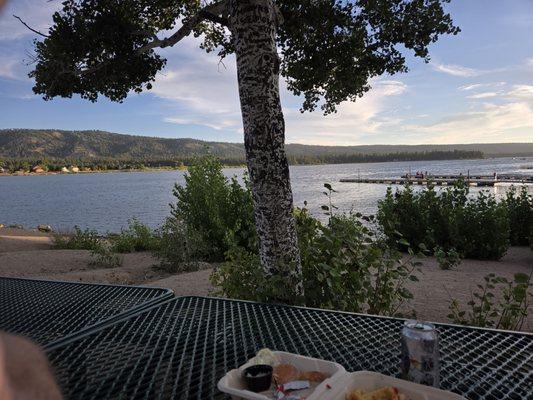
[514,273,529,284]
[398,238,410,247]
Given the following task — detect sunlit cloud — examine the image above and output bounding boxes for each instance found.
[403,101,533,143]
[507,85,533,99]
[467,92,499,99]
[284,80,408,145]
[432,63,481,77]
[459,84,483,91]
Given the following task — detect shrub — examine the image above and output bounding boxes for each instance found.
[503,185,533,246]
[211,207,420,316]
[455,190,509,260]
[111,219,160,253]
[52,226,102,251]
[89,246,123,269]
[448,272,532,331]
[163,155,257,263]
[155,218,214,273]
[377,181,510,260]
[434,247,461,270]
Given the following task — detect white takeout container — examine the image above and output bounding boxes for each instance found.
[216,351,346,400]
[218,352,468,400]
[313,371,467,400]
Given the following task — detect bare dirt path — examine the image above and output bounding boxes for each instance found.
[1,227,531,331]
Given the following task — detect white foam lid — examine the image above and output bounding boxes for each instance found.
[217,351,346,400]
[314,371,468,400]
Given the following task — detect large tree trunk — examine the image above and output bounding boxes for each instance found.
[229,0,303,299]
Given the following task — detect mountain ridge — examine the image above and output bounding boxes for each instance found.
[1,129,532,161]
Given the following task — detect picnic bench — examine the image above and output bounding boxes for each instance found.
[1,278,531,399]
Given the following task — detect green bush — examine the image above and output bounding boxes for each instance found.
[156,218,215,273]
[448,272,532,331]
[111,219,160,253]
[503,186,533,246]
[211,207,420,316]
[434,247,461,270]
[89,246,123,269]
[163,155,257,263]
[52,226,103,251]
[455,190,509,260]
[378,181,510,260]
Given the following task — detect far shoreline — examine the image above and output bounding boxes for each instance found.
[0,167,188,177]
[0,156,509,177]
[1,155,531,178]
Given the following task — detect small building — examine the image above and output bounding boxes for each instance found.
[70,166,80,173]
[32,165,45,174]
[61,167,69,173]
[0,167,5,173]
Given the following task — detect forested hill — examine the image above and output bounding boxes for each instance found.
[1,129,531,167]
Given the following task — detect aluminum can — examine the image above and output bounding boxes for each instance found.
[401,320,440,387]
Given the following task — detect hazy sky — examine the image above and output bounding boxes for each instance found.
[1,0,532,145]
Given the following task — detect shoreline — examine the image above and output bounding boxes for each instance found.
[2,155,529,178]
[0,167,187,177]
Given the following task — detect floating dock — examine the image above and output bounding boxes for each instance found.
[340,175,533,187]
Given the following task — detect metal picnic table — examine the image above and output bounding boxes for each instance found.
[45,296,532,400]
[0,277,173,347]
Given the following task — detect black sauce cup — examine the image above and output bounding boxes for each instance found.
[242,364,273,393]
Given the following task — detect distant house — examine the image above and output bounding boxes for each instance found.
[32,165,45,174]
[70,166,80,173]
[61,167,69,173]
[0,167,5,173]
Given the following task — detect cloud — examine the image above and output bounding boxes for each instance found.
[459,82,506,91]
[432,63,481,77]
[404,101,533,143]
[148,39,244,133]
[507,85,533,99]
[151,37,409,144]
[164,117,241,132]
[283,80,408,145]
[459,84,483,91]
[467,92,499,99]
[0,58,18,79]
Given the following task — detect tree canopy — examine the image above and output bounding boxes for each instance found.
[30,0,459,114]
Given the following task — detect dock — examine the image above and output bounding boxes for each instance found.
[340,175,533,187]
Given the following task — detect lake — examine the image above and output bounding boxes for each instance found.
[1,157,532,233]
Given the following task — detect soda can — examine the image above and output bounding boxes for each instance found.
[401,320,440,387]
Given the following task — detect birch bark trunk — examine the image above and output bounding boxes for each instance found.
[229,0,303,298]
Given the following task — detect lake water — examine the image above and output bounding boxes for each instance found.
[1,157,532,233]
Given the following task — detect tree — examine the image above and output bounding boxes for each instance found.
[24,0,459,301]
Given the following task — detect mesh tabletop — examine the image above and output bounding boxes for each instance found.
[47,296,532,400]
[0,277,172,347]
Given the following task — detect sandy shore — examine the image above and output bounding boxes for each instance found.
[1,227,531,331]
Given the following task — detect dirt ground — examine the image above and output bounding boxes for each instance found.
[1,227,531,331]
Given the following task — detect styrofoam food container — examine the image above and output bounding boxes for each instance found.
[217,351,346,400]
[312,371,467,400]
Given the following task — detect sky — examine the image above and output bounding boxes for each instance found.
[0,0,532,146]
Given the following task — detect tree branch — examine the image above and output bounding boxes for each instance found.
[13,15,49,37]
[54,1,228,78]
[199,10,228,27]
[138,0,228,53]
